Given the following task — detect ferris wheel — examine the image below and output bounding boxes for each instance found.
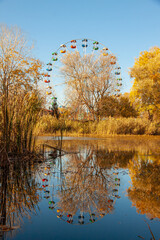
[44,38,122,110]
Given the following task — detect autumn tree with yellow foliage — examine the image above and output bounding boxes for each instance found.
[0,25,43,154]
[130,47,160,121]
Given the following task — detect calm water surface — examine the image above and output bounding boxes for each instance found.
[1,136,160,240]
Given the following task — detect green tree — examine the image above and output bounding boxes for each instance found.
[51,97,59,119]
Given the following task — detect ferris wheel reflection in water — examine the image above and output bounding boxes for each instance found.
[38,146,121,225]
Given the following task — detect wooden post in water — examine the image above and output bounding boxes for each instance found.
[43,144,45,161]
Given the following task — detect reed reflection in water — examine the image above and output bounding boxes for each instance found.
[0,158,42,239]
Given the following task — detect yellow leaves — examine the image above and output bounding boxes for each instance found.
[130,46,160,119]
[20,59,29,65]
[135,47,160,67]
[0,25,43,96]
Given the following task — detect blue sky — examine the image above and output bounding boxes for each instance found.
[0,0,160,101]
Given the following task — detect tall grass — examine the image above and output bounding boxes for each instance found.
[35,115,160,136]
[0,90,43,154]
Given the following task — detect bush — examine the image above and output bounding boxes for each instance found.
[146,122,160,135]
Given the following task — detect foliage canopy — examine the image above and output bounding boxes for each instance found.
[61,51,119,119]
[130,47,160,120]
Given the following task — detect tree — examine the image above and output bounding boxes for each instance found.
[0,25,43,153]
[118,95,137,118]
[130,47,160,121]
[97,94,137,118]
[61,51,120,120]
[98,95,119,117]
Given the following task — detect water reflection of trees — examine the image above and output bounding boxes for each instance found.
[39,137,160,157]
[51,145,160,224]
[128,154,160,219]
[51,147,135,224]
[94,148,135,169]
[56,149,115,220]
[0,159,41,237]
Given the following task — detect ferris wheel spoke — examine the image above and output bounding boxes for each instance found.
[65,46,70,53]
[75,45,79,53]
[51,74,64,78]
[91,52,104,69]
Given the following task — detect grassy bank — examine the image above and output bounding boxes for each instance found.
[35,115,160,136]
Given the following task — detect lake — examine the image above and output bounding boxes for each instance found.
[1,136,160,240]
